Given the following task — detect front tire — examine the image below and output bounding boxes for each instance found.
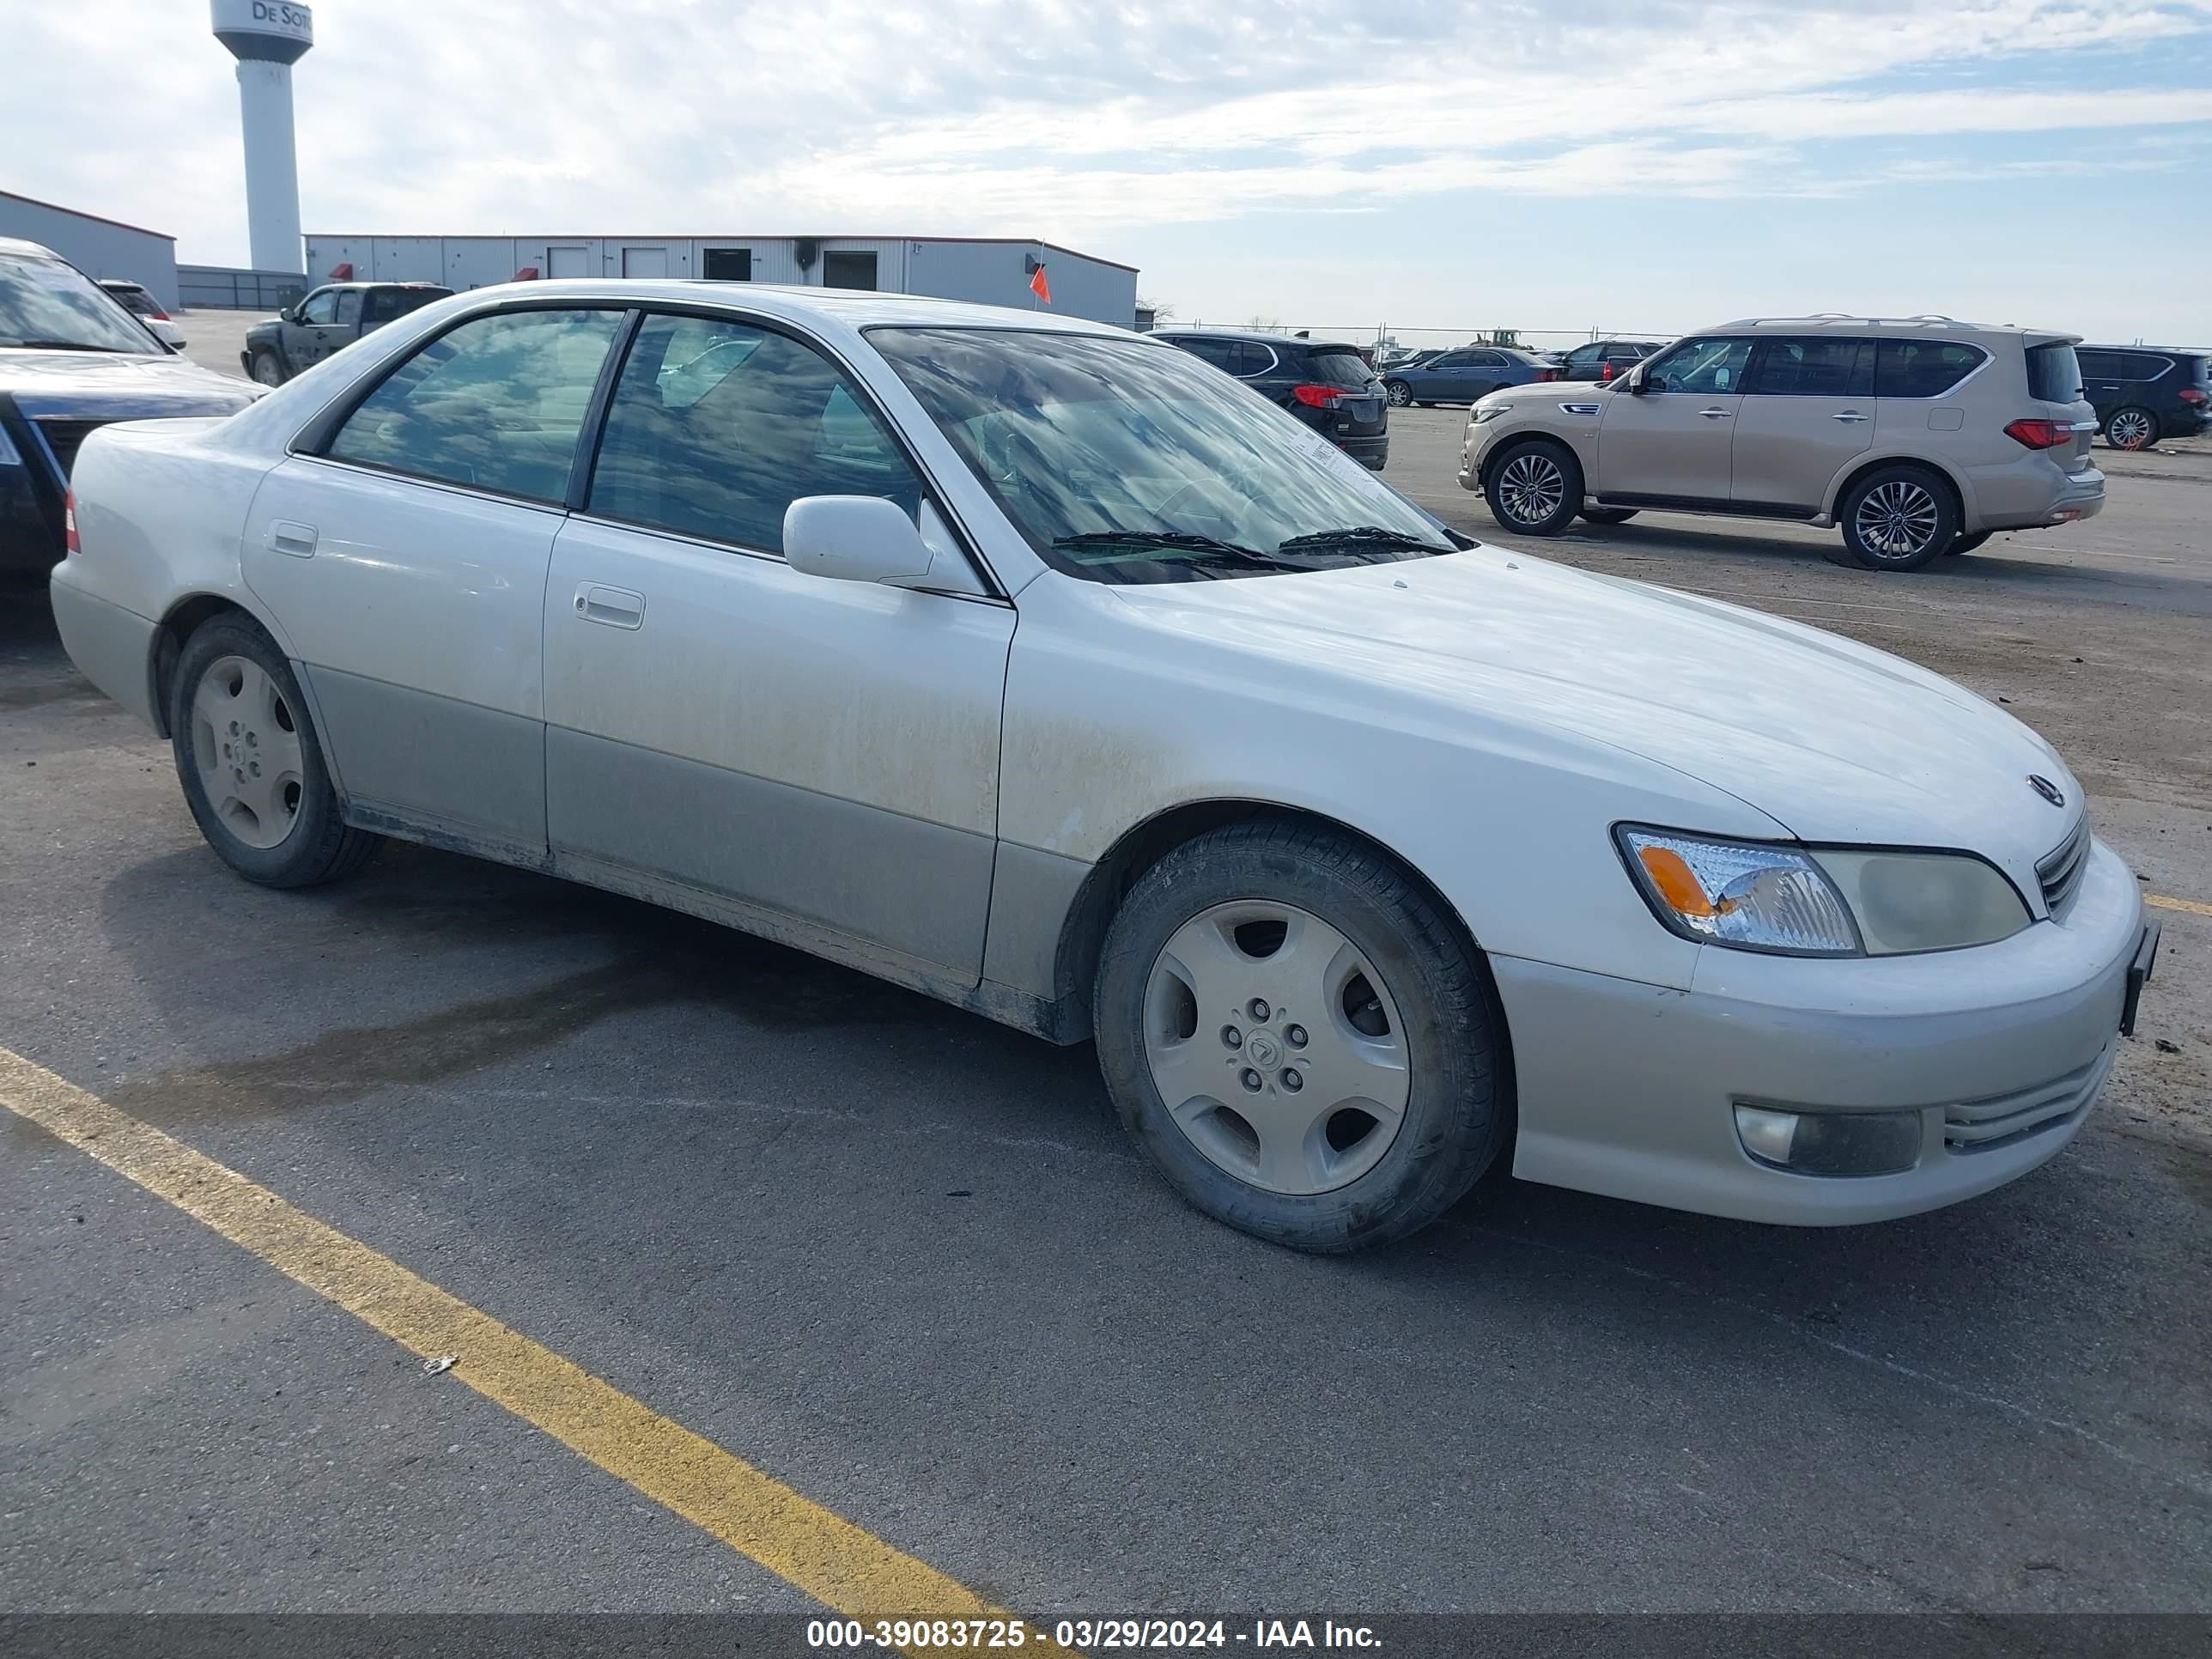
[170,615,380,887]
[1093,819,1508,1253]
[1830,465,1957,572]
[1484,440,1583,537]
[247,349,286,387]
[1384,380,1411,408]
[2104,407,2156,451]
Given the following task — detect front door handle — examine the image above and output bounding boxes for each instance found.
[1832,410,1871,423]
[1698,407,1732,419]
[574,582,645,629]
[269,521,318,558]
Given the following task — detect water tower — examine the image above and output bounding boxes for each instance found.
[210,1,314,275]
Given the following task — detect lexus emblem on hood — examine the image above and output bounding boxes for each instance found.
[2029,775,2066,808]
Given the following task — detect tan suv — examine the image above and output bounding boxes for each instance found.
[1458,316,2106,571]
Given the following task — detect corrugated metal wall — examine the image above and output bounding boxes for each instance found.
[1,192,180,312]
[301,235,1136,325]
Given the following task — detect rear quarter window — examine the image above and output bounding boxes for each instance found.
[1877,339,1991,398]
[2023,342,2084,404]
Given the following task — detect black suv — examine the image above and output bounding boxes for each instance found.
[2075,345,2210,451]
[1152,330,1389,468]
[1547,338,1666,383]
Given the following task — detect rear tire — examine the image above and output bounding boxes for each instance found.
[170,615,380,888]
[1829,464,1957,572]
[1093,818,1508,1253]
[247,348,286,388]
[1483,440,1583,537]
[1384,380,1411,408]
[1578,507,1638,526]
[2104,407,2156,452]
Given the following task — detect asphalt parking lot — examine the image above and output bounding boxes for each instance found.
[3,325,2209,1626]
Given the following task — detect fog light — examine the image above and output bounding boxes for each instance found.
[1733,1105,1922,1176]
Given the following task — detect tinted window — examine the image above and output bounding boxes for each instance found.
[587,313,922,555]
[365,287,450,324]
[1565,344,1601,367]
[332,289,362,326]
[2076,349,2121,379]
[1170,336,1235,370]
[1305,348,1376,390]
[300,289,339,325]
[327,308,623,502]
[1467,351,1505,368]
[1233,341,1275,376]
[2021,342,2081,404]
[2121,353,2172,381]
[872,326,1454,586]
[1747,337,1873,397]
[1877,338,1989,398]
[1647,337,1752,395]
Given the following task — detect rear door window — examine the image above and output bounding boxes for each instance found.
[1747,337,1874,397]
[1305,348,1376,389]
[2075,349,2121,380]
[586,313,923,555]
[1877,339,1991,398]
[1172,336,1235,371]
[325,307,624,502]
[2021,342,2083,404]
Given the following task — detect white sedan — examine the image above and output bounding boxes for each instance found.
[50,283,2158,1251]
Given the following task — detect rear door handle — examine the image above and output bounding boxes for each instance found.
[269,521,318,558]
[573,582,645,629]
[1832,410,1871,423]
[1698,407,1732,419]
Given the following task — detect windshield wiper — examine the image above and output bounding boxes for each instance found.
[1053,531,1294,571]
[1274,526,1450,557]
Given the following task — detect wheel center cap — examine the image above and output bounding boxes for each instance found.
[1246,1033,1280,1068]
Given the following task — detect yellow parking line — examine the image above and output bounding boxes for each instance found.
[0,1044,1056,1652]
[2147,893,2211,918]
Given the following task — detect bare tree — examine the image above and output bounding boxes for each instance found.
[1137,295,1176,324]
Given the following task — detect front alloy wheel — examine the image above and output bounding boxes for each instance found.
[1092,818,1509,1252]
[1486,442,1582,536]
[1144,901,1409,1196]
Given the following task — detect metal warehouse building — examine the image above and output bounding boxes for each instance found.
[301,234,1139,326]
[0,190,180,312]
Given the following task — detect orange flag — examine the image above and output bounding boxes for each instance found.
[1029,263,1051,304]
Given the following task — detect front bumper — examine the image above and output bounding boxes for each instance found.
[1494,836,2147,1225]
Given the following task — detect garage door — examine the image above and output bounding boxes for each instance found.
[622,246,670,278]
[547,246,590,279]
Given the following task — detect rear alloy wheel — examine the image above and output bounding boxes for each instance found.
[2104,407,2156,452]
[1831,465,1957,572]
[1094,819,1507,1252]
[1485,441,1583,537]
[247,349,285,387]
[1578,507,1639,526]
[1384,380,1412,408]
[170,615,380,887]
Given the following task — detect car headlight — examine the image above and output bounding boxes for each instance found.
[1616,827,2030,957]
[1470,404,1510,424]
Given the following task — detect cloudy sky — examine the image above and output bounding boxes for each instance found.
[11,1,2211,342]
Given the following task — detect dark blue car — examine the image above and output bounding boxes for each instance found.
[1382,345,1552,408]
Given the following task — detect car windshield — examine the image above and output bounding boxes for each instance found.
[0,252,159,352]
[870,326,1455,583]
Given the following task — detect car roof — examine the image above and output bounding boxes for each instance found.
[0,236,62,260]
[1706,313,2071,342]
[443,277,1146,340]
[1154,328,1362,351]
[2078,343,2209,356]
[313,280,452,290]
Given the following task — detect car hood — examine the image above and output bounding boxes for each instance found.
[1107,546,2083,884]
[0,349,261,415]
[1480,378,1620,407]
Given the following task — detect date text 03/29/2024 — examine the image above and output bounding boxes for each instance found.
[805,1618,1383,1650]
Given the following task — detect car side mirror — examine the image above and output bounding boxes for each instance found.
[784,495,939,587]
[1628,370,1656,395]
[279,306,298,325]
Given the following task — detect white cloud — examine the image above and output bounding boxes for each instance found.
[3,0,2209,263]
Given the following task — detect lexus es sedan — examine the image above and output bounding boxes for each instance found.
[52,281,2157,1252]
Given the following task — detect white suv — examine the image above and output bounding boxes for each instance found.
[1460,315,2106,571]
